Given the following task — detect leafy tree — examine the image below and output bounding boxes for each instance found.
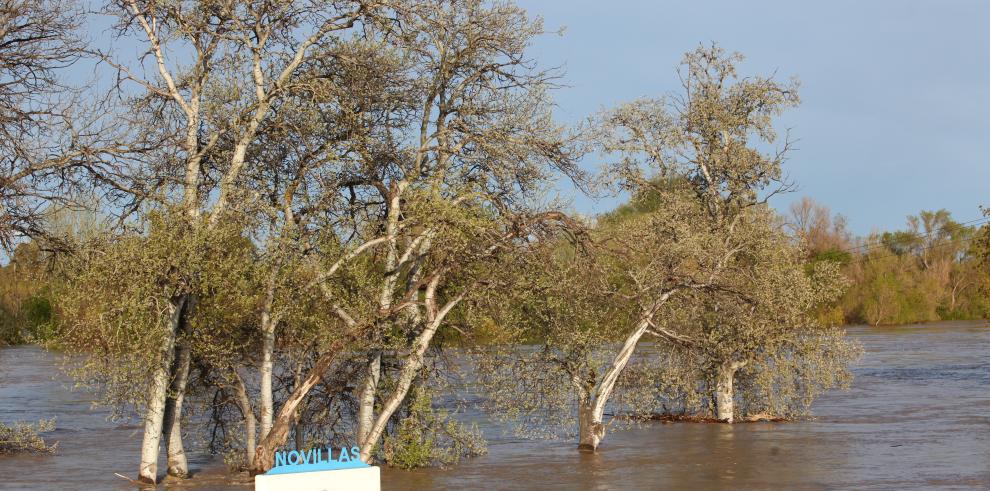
[475,45,857,450]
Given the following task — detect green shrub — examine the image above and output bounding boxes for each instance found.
[0,418,57,454]
[381,388,485,469]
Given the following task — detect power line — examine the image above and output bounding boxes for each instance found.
[830,214,990,257]
[848,233,982,265]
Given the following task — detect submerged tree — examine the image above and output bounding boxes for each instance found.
[251,0,583,471]
[49,0,581,478]
[476,44,860,450]
[655,207,859,422]
[19,1,872,479]
[60,0,381,482]
[568,44,802,448]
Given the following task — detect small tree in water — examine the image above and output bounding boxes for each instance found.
[656,206,861,422]
[476,44,859,450]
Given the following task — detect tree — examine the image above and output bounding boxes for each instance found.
[247,0,583,472]
[838,209,986,325]
[475,44,808,451]
[64,0,380,482]
[654,207,858,422]
[788,196,852,259]
[565,44,799,448]
[0,0,116,250]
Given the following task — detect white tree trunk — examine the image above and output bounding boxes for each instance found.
[233,371,256,467]
[577,393,605,452]
[357,352,381,448]
[357,191,404,460]
[358,279,464,462]
[138,296,186,483]
[163,344,191,477]
[259,320,275,440]
[292,365,305,450]
[574,297,670,453]
[592,318,650,419]
[258,276,278,441]
[359,338,431,462]
[138,366,169,483]
[713,361,742,423]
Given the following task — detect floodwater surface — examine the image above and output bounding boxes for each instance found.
[1,321,988,490]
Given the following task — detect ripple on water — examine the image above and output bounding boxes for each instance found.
[0,321,988,490]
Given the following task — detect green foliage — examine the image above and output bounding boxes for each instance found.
[52,208,260,414]
[381,387,486,469]
[21,294,54,340]
[836,209,988,326]
[0,418,57,454]
[474,45,859,438]
[0,243,54,345]
[736,328,862,418]
[811,248,852,266]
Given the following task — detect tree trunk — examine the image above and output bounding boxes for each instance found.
[251,331,362,474]
[138,295,187,484]
[357,279,463,463]
[244,405,257,467]
[358,338,431,463]
[575,308,663,454]
[259,319,275,440]
[361,273,467,463]
[163,343,191,477]
[357,352,381,447]
[258,276,278,441]
[577,395,605,452]
[292,365,305,450]
[294,422,305,450]
[232,371,256,467]
[713,361,741,423]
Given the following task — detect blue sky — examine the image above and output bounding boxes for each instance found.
[517,0,990,235]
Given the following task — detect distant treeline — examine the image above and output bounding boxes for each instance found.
[0,245,54,345]
[4,199,988,344]
[791,198,990,326]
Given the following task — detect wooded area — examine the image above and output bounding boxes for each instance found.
[0,0,984,484]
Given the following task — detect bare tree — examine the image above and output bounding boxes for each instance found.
[788,196,852,256]
[0,0,104,249]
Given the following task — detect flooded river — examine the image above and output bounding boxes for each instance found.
[1,321,988,489]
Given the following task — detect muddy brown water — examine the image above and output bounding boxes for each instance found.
[1,321,988,490]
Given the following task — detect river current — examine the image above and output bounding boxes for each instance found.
[1,321,988,490]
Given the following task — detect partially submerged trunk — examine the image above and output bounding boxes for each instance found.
[576,393,605,452]
[355,192,402,454]
[357,327,436,462]
[138,295,187,484]
[713,361,745,423]
[357,275,464,463]
[574,302,666,453]
[251,330,362,474]
[163,343,191,477]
